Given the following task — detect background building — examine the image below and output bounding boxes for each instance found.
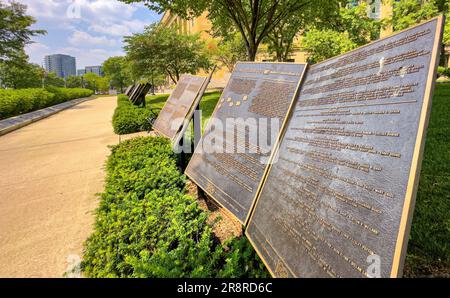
[85,66,104,77]
[77,69,86,76]
[161,1,448,82]
[44,54,76,79]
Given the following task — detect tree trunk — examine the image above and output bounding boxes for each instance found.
[247,44,258,61]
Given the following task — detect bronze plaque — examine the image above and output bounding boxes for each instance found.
[129,83,151,105]
[246,17,444,278]
[124,85,134,96]
[153,74,208,142]
[128,84,143,103]
[185,62,307,223]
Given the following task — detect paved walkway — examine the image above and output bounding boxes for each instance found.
[0,96,118,277]
[0,96,94,137]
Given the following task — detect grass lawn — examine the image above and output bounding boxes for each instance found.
[146,91,222,131]
[404,83,450,277]
[147,85,449,277]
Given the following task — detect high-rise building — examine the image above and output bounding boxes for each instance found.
[44,54,76,79]
[85,66,104,77]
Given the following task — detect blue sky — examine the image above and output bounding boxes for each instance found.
[18,0,162,69]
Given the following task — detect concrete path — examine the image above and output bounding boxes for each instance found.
[0,96,119,277]
[0,96,94,137]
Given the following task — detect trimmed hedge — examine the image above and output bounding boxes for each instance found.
[112,95,151,135]
[81,137,269,278]
[0,87,93,120]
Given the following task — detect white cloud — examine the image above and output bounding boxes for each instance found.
[18,0,161,68]
[89,19,148,37]
[68,31,119,47]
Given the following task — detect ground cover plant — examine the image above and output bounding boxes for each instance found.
[112,91,221,135]
[0,87,93,120]
[81,136,269,278]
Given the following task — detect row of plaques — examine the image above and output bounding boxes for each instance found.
[125,83,152,106]
[149,17,445,278]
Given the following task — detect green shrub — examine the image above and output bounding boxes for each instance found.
[81,137,269,278]
[0,87,93,120]
[112,95,151,135]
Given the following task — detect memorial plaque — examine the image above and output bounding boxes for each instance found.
[185,62,307,223]
[129,83,151,105]
[246,17,444,278]
[128,83,143,103]
[124,85,134,96]
[153,74,208,142]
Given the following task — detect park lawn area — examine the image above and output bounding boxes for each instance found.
[146,91,221,131]
[404,83,450,277]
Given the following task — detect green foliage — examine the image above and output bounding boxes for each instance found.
[102,56,132,93]
[44,72,65,88]
[437,66,450,77]
[0,58,43,89]
[337,1,381,46]
[300,1,379,64]
[302,29,358,64]
[210,33,248,72]
[82,72,109,92]
[66,75,83,88]
[390,0,439,31]
[124,24,210,84]
[444,12,450,44]
[0,87,93,120]
[81,136,269,277]
[112,95,152,135]
[0,1,45,63]
[218,237,270,278]
[120,0,343,61]
[405,84,450,277]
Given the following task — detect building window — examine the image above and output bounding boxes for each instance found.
[367,0,381,20]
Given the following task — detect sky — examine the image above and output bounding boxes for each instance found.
[18,0,162,69]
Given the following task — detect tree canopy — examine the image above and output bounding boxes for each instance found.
[124,24,210,83]
[102,56,133,93]
[301,1,380,64]
[0,1,45,63]
[120,0,344,61]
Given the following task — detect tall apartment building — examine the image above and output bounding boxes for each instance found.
[44,54,76,79]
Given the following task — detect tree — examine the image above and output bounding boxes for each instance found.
[124,24,210,83]
[0,56,43,89]
[44,72,65,88]
[102,56,132,93]
[82,72,109,92]
[66,75,83,88]
[388,0,449,65]
[300,1,380,64]
[389,0,439,31]
[119,0,343,61]
[302,29,357,64]
[445,13,450,44]
[210,33,247,72]
[336,1,381,46]
[0,1,46,63]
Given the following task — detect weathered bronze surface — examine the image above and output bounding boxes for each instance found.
[246,17,443,278]
[153,75,207,141]
[185,62,307,223]
[129,83,151,105]
[124,85,134,96]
